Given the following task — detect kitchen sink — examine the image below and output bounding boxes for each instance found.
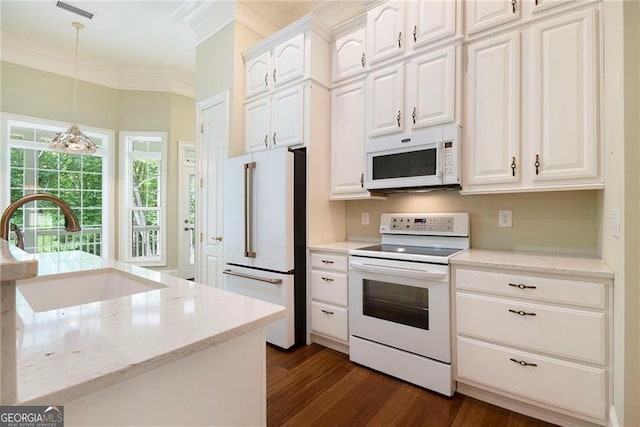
[17,268,167,312]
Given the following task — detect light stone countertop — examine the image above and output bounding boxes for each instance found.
[308,241,377,254]
[0,239,38,281]
[4,250,285,405]
[451,249,614,279]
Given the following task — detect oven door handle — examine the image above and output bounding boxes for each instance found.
[350,261,447,281]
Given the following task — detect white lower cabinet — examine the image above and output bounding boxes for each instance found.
[309,250,350,352]
[453,256,613,426]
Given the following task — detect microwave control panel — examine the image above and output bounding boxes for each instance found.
[380,213,469,236]
[443,141,454,176]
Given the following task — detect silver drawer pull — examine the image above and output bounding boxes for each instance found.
[321,277,334,282]
[321,309,334,315]
[321,260,334,264]
[508,309,536,317]
[508,283,537,290]
[510,358,537,367]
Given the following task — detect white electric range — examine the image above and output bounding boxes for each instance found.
[348,212,470,396]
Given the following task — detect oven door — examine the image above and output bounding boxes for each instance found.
[349,256,451,363]
[365,141,443,190]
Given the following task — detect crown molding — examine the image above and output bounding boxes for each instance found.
[1,30,194,98]
[172,0,237,46]
[235,2,283,38]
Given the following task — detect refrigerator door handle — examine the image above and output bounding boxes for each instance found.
[223,269,282,284]
[244,161,257,258]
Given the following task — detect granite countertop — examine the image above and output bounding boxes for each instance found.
[451,249,614,279]
[308,241,377,254]
[3,250,285,405]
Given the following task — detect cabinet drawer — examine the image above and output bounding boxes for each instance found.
[456,293,605,364]
[455,268,605,308]
[311,302,348,342]
[311,270,348,306]
[310,252,348,272]
[457,337,606,420]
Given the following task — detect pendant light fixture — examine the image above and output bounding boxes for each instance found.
[49,21,97,155]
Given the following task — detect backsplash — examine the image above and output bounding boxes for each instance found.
[346,190,601,256]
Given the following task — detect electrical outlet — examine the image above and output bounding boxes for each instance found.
[498,210,512,228]
[361,212,370,225]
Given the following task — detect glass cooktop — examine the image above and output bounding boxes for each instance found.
[355,244,462,258]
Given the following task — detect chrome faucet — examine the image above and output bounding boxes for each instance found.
[0,194,81,248]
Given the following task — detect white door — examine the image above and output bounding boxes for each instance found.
[409,0,456,49]
[178,141,196,279]
[197,92,228,287]
[244,97,271,152]
[331,80,368,198]
[332,27,366,82]
[368,63,404,137]
[272,33,305,88]
[465,31,520,186]
[245,50,271,98]
[406,45,456,130]
[466,0,520,35]
[271,85,304,148]
[530,8,598,182]
[251,148,294,272]
[366,1,405,64]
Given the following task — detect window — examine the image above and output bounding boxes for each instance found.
[1,114,114,257]
[119,131,167,266]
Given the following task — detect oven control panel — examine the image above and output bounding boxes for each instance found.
[380,213,469,236]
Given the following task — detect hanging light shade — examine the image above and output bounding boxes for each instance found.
[49,21,97,155]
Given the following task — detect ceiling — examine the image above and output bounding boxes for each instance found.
[0,1,358,96]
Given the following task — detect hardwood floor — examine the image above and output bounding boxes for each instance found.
[267,344,556,427]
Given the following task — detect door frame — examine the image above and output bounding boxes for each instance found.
[177,140,196,279]
[196,91,230,285]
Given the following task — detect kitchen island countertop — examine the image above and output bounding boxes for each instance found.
[4,250,285,407]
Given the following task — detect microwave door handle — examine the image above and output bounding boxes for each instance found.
[350,261,447,281]
[436,141,444,180]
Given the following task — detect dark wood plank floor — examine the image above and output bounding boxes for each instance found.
[267,343,557,427]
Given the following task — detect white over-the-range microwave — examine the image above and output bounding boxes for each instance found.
[364,124,461,192]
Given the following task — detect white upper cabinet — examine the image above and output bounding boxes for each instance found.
[244,97,271,152]
[529,8,598,183]
[465,32,520,186]
[532,0,576,15]
[245,51,271,98]
[366,1,406,64]
[466,0,521,35]
[332,27,367,83]
[408,0,457,49]
[330,81,369,199]
[272,33,305,88]
[271,85,304,149]
[367,63,404,137]
[405,45,456,130]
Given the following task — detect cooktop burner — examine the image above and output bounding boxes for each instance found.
[356,244,462,258]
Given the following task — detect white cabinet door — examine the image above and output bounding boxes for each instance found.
[244,97,271,153]
[252,148,294,272]
[532,0,576,15]
[272,33,305,88]
[331,81,367,198]
[406,45,455,130]
[333,27,366,82]
[367,1,405,64]
[271,85,304,148]
[465,32,520,186]
[410,0,457,48]
[245,51,271,98]
[368,63,404,137]
[530,8,598,182]
[466,0,520,35]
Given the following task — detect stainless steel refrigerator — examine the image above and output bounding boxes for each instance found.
[222,146,306,349]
